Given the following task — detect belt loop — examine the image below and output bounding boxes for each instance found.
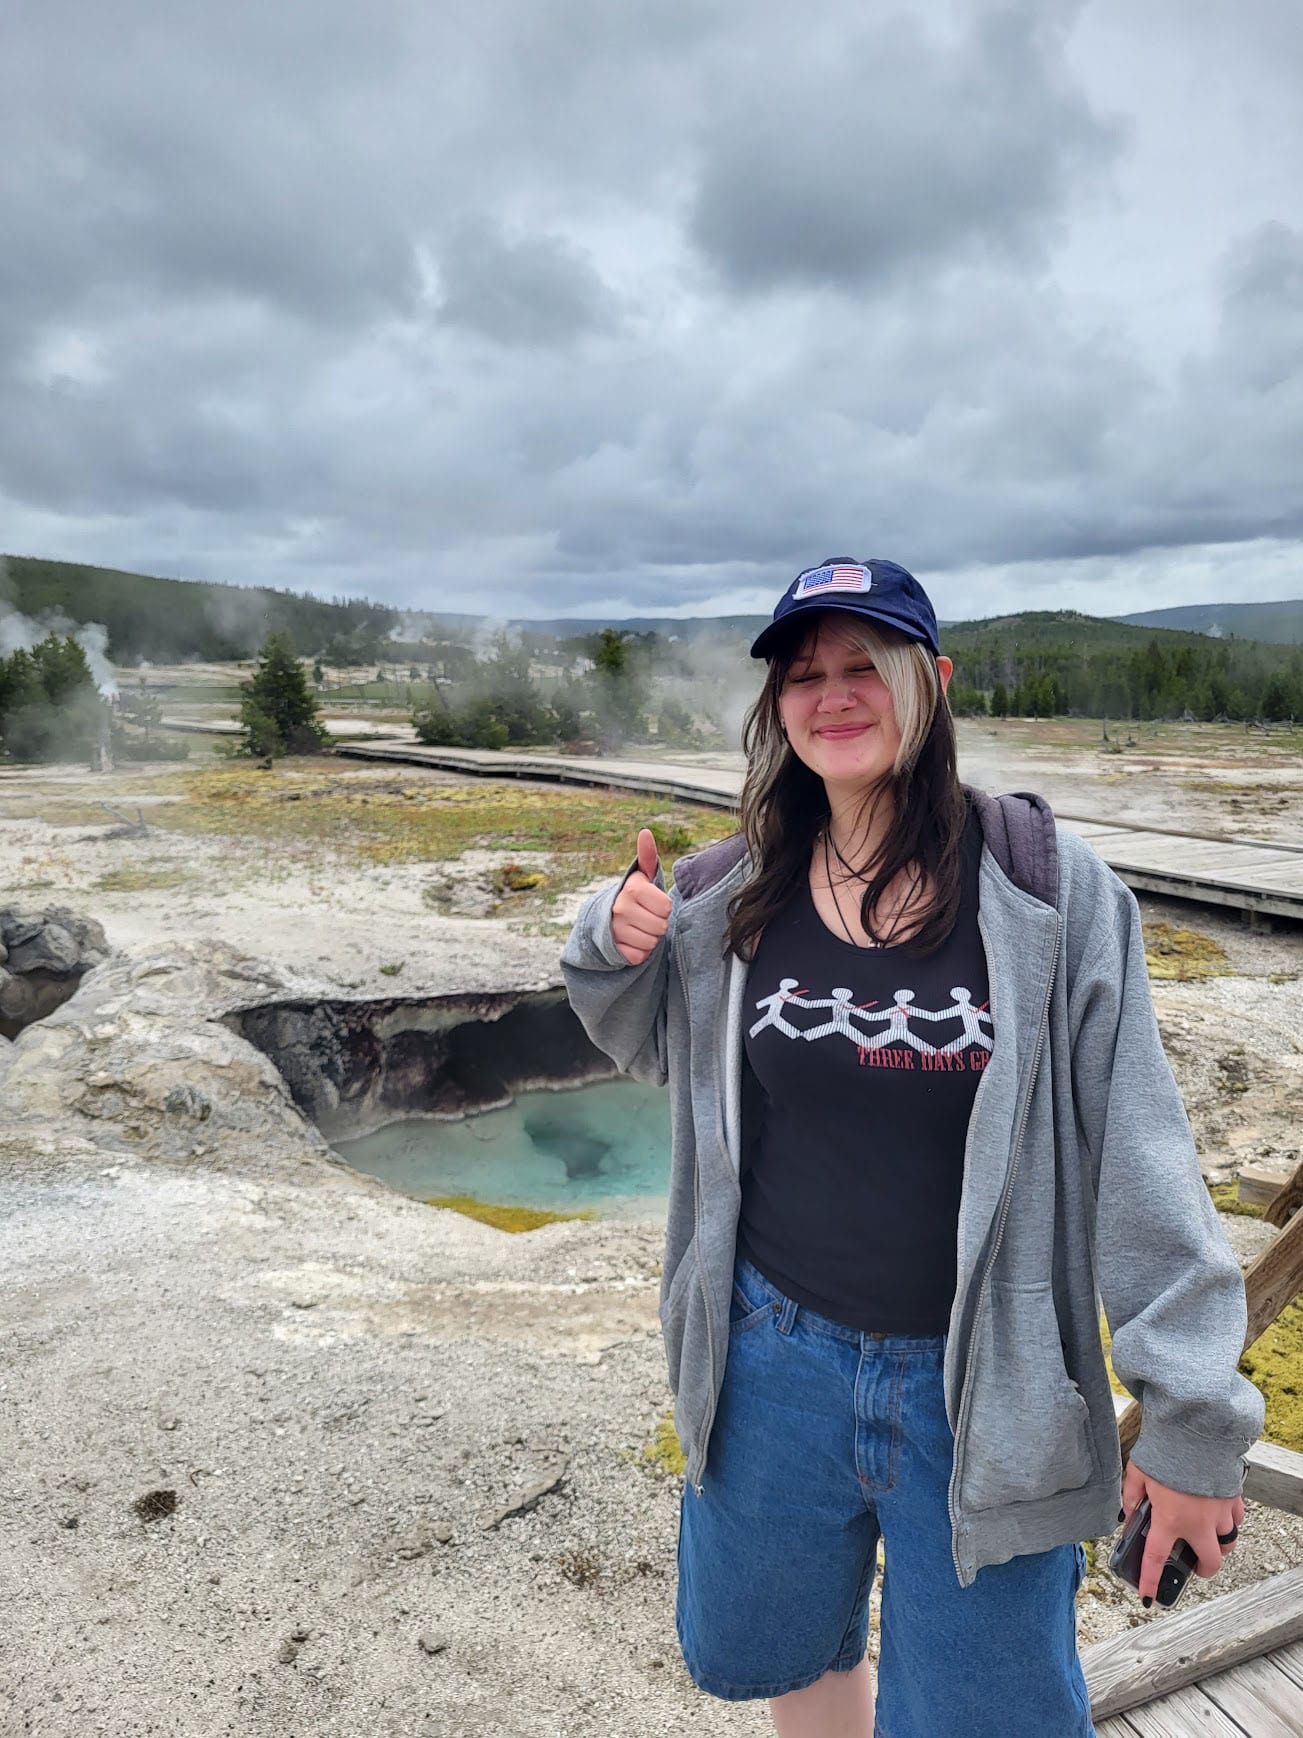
[777,1294,799,1336]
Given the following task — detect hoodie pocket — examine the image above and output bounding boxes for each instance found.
[960,1279,1097,1512]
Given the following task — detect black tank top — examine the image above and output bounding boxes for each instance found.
[739,805,990,1333]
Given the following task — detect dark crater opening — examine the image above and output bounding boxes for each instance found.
[225,987,617,1142]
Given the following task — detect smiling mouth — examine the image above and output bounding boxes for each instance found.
[816,723,873,737]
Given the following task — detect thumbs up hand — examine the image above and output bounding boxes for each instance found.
[610,828,673,965]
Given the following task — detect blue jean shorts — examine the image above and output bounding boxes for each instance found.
[675,1257,1095,1735]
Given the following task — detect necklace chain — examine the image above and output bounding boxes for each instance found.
[822,829,891,949]
[818,827,917,950]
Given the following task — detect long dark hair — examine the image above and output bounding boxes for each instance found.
[725,614,968,960]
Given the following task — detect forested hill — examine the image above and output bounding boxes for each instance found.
[2,555,1300,719]
[936,609,1301,720]
[1113,598,1303,644]
[0,554,398,663]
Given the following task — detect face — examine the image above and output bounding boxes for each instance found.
[777,618,952,798]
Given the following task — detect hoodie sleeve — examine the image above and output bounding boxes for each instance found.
[1068,873,1264,1497]
[559,855,674,1088]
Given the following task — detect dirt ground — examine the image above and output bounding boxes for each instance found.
[1,722,1300,1737]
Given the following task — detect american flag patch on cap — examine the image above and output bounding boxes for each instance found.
[794,563,873,598]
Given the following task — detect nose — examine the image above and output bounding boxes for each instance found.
[816,680,858,712]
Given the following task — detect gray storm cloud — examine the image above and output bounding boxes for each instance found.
[0,0,1300,616]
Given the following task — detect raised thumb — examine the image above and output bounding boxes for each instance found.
[636,827,660,879]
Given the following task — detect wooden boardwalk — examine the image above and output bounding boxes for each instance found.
[1083,1566,1303,1736]
[1057,818,1303,926]
[1096,1641,1303,1735]
[333,742,1303,926]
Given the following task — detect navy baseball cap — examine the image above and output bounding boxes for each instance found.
[749,557,940,660]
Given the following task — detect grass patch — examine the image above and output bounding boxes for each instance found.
[423,1195,595,1233]
[1143,921,1232,981]
[153,764,725,891]
[94,867,192,892]
[1181,779,1292,795]
[379,962,405,977]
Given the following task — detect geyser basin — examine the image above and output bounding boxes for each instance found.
[335,1077,671,1218]
[227,986,670,1214]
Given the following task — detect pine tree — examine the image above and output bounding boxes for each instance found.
[0,634,103,762]
[238,632,329,758]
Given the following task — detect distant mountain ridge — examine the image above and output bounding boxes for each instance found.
[0,553,398,663]
[2,551,1300,658]
[1111,598,1302,644]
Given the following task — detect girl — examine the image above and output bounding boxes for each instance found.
[561,557,1260,1737]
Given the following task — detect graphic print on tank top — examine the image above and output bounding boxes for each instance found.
[737,803,991,1332]
[748,978,993,1067]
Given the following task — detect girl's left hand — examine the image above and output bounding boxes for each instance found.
[1121,1460,1245,1603]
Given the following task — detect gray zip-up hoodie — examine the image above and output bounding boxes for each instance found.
[560,787,1264,1587]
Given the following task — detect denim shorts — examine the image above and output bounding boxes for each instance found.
[675,1257,1095,1735]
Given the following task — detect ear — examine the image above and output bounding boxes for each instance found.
[936,654,954,696]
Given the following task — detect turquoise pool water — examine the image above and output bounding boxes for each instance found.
[334,1077,672,1219]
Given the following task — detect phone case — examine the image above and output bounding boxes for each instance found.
[1107,1498,1200,1608]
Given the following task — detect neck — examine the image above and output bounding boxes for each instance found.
[822,781,894,868]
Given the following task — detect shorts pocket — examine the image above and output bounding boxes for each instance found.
[960,1280,1097,1512]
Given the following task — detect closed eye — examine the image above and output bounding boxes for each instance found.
[788,665,875,684]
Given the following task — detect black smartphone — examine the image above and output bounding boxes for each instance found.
[1107,1498,1200,1608]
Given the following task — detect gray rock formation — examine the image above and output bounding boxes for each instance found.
[0,938,607,1184]
[0,906,110,1040]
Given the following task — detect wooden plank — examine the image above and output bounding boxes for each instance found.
[1243,1201,1303,1348]
[1056,814,1303,858]
[1100,868,1303,921]
[1113,845,1275,874]
[1113,1683,1249,1736]
[1270,1637,1303,1691]
[1239,1164,1293,1207]
[1094,1719,1144,1737]
[1235,861,1303,892]
[1200,1653,1303,1737]
[1242,1442,1303,1519]
[1263,1158,1303,1231]
[1080,1566,1303,1720]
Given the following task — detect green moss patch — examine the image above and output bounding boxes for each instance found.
[423,1195,595,1233]
[1143,921,1231,981]
[641,1410,686,1477]
[1207,1180,1265,1219]
[1240,1298,1303,1453]
[494,862,547,894]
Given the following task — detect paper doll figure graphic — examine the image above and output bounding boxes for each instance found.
[936,986,993,1054]
[801,987,880,1043]
[749,978,815,1040]
[852,988,948,1054]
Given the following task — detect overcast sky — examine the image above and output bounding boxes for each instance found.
[3,0,1301,622]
